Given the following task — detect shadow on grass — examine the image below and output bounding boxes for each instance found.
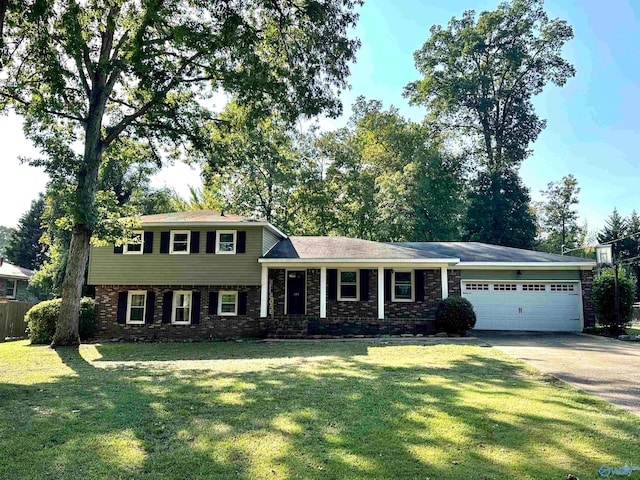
[0,343,639,479]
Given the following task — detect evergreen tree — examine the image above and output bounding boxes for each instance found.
[4,195,47,270]
[538,174,582,253]
[464,169,537,249]
[0,225,13,256]
[597,208,629,260]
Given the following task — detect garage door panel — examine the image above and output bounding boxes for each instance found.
[462,281,582,332]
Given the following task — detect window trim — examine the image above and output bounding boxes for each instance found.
[215,230,237,255]
[392,270,414,302]
[337,269,359,301]
[169,230,191,255]
[126,290,147,325]
[218,290,238,316]
[123,230,144,255]
[5,279,17,299]
[171,290,192,324]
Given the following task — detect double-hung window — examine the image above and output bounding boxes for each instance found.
[392,271,414,302]
[127,291,147,324]
[338,270,359,301]
[170,231,190,254]
[172,291,192,324]
[5,279,16,299]
[218,291,238,316]
[124,231,144,254]
[216,230,236,254]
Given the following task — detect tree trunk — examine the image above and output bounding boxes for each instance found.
[0,0,7,46]
[51,225,91,346]
[51,94,104,347]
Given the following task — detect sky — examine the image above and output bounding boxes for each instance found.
[1,0,639,233]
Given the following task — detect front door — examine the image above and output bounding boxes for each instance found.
[287,271,306,315]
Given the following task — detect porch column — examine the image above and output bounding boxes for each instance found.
[441,266,449,299]
[378,266,385,319]
[320,267,327,318]
[260,265,268,317]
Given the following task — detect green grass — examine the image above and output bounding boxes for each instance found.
[626,327,640,335]
[1,339,639,479]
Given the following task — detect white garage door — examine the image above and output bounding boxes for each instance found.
[461,281,582,331]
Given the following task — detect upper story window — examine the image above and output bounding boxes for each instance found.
[216,230,237,254]
[5,279,16,299]
[123,231,144,254]
[338,270,359,301]
[170,230,191,254]
[218,290,238,316]
[392,270,414,302]
[127,291,147,324]
[172,291,192,324]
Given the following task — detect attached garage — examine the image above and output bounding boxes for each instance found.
[462,280,583,331]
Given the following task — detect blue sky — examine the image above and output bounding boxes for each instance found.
[1,0,639,234]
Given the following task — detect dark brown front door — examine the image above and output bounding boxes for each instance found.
[287,271,306,315]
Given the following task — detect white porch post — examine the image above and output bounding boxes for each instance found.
[441,266,449,299]
[378,266,385,319]
[260,265,268,317]
[320,267,327,318]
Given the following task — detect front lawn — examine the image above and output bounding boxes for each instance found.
[1,339,639,479]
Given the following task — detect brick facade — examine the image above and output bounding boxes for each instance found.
[580,270,596,327]
[95,285,265,340]
[448,269,462,296]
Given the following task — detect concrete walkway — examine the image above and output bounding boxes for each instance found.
[474,331,640,415]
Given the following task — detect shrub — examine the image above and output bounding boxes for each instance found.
[25,297,95,344]
[435,296,476,334]
[592,268,636,335]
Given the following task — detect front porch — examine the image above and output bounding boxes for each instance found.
[259,265,461,337]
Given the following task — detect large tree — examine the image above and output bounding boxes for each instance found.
[1,0,360,346]
[404,0,574,247]
[4,194,48,270]
[537,174,582,253]
[464,168,537,248]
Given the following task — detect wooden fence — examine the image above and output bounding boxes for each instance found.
[0,301,33,340]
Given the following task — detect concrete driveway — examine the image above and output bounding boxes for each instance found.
[474,331,640,415]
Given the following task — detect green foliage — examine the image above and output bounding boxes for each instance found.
[25,297,95,344]
[405,0,575,171]
[592,269,635,333]
[537,174,583,254]
[0,225,13,256]
[435,297,477,334]
[464,169,537,248]
[3,194,47,270]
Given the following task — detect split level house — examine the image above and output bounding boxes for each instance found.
[0,257,34,302]
[88,211,597,339]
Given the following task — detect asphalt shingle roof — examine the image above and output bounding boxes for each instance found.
[136,211,261,225]
[0,261,34,280]
[264,237,592,264]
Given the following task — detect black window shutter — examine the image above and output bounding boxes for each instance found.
[415,270,425,301]
[237,231,246,253]
[206,231,216,253]
[238,291,248,315]
[116,292,127,323]
[190,231,200,254]
[160,232,170,254]
[162,291,173,323]
[191,291,201,324]
[328,269,338,300]
[143,232,153,254]
[114,245,123,254]
[145,291,156,324]
[384,269,392,301]
[360,269,370,301]
[209,291,219,315]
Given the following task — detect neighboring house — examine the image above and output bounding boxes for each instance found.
[0,257,34,301]
[88,211,596,339]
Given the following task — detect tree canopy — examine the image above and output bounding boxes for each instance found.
[0,0,361,345]
[537,174,582,253]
